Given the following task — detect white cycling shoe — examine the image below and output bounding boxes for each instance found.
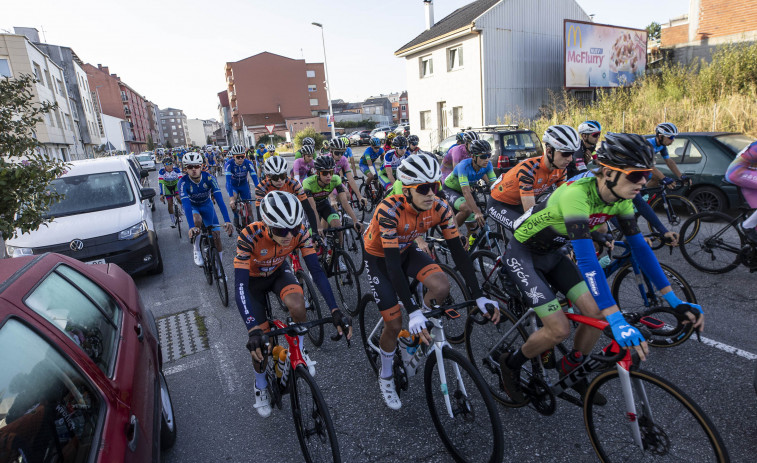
[379,376,402,410]
[253,384,272,418]
[193,249,204,266]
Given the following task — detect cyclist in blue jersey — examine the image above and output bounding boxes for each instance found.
[340,136,357,173]
[381,136,409,190]
[179,152,234,266]
[442,140,497,233]
[647,122,690,188]
[359,137,385,185]
[225,145,260,229]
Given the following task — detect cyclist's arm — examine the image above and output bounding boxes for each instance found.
[302,200,319,234]
[460,184,481,214]
[248,163,259,187]
[210,178,231,223]
[181,198,196,229]
[632,193,668,235]
[158,177,165,196]
[224,170,234,197]
[299,234,339,311]
[233,239,267,330]
[518,169,537,211]
[344,171,364,201]
[664,158,684,179]
[446,235,483,299]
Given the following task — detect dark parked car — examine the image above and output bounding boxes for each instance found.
[434,128,543,176]
[349,130,372,145]
[652,132,754,212]
[0,253,176,462]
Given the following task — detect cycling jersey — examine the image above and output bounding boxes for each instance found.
[292,158,314,183]
[363,194,458,257]
[255,149,267,161]
[263,151,278,162]
[344,147,353,158]
[224,158,259,193]
[302,175,345,204]
[647,136,670,160]
[178,172,231,228]
[158,167,183,195]
[206,154,216,166]
[255,178,307,207]
[725,141,757,208]
[331,154,351,177]
[359,146,384,173]
[490,156,566,206]
[234,222,315,277]
[443,158,496,192]
[381,149,407,174]
[441,144,470,180]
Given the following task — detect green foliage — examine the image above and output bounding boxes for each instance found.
[0,74,69,240]
[646,22,661,41]
[147,134,155,151]
[335,119,377,130]
[292,126,326,151]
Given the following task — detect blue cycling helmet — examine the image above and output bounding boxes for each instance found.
[578,120,602,135]
[369,137,382,147]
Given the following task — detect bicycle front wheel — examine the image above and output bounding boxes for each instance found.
[357,294,383,376]
[290,364,341,463]
[645,194,699,249]
[341,224,365,276]
[424,346,504,463]
[331,252,362,317]
[174,203,183,239]
[297,269,324,347]
[680,211,743,274]
[211,247,228,306]
[585,368,729,463]
[426,263,471,345]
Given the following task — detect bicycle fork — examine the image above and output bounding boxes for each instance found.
[429,319,468,418]
[617,365,647,451]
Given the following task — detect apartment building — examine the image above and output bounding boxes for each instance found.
[217,90,233,145]
[159,108,189,147]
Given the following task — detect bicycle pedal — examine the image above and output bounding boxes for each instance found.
[639,316,665,330]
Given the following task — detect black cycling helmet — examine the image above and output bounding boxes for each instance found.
[314,155,335,172]
[392,136,408,148]
[407,135,419,145]
[596,133,655,170]
[455,132,466,143]
[468,139,492,156]
[329,138,346,150]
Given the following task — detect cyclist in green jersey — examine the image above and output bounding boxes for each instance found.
[294,137,317,160]
[302,156,361,237]
[442,139,497,231]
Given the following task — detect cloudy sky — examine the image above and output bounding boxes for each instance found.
[3,0,688,120]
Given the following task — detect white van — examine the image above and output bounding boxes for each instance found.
[5,156,164,275]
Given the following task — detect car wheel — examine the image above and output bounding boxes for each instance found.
[149,242,164,275]
[688,185,727,213]
[159,371,177,450]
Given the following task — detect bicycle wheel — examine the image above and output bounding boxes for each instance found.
[611,263,696,347]
[585,368,729,463]
[297,269,324,347]
[210,247,228,306]
[341,226,365,276]
[174,203,183,239]
[358,294,382,375]
[424,263,470,345]
[644,194,699,249]
[679,211,743,274]
[201,237,213,285]
[330,251,362,317]
[290,364,341,463]
[424,346,504,463]
[464,303,529,407]
[469,250,506,291]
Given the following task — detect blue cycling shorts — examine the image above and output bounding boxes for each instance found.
[191,201,220,230]
[228,183,252,201]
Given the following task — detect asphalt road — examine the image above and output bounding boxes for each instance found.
[135,162,757,463]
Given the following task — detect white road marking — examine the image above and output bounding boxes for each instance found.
[699,336,757,360]
[164,356,208,376]
[210,340,242,394]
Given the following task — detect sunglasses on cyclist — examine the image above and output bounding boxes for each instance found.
[186,165,202,170]
[475,153,492,160]
[332,150,345,156]
[163,161,173,165]
[270,226,298,237]
[395,146,408,150]
[408,182,441,195]
[234,155,245,160]
[666,136,676,141]
[599,163,653,183]
[319,170,334,176]
[556,150,574,158]
[268,173,287,181]
[590,132,601,137]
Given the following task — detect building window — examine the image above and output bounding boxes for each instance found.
[452,106,463,127]
[171,125,176,130]
[420,111,431,130]
[170,118,175,122]
[308,84,317,92]
[306,70,316,78]
[173,131,177,135]
[310,98,319,106]
[401,105,406,111]
[447,46,463,71]
[32,62,42,81]
[169,111,174,115]
[173,138,179,143]
[0,58,10,77]
[420,55,433,78]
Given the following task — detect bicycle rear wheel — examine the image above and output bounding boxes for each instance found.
[585,368,729,463]
[644,194,699,249]
[679,211,743,274]
[211,247,228,306]
[358,294,382,375]
[174,203,183,239]
[200,237,213,285]
[295,269,324,347]
[331,252,362,317]
[424,346,505,463]
[341,226,365,276]
[290,364,341,463]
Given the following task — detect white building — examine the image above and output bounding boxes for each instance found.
[396,0,589,150]
[0,32,81,161]
[186,118,207,146]
[101,114,128,152]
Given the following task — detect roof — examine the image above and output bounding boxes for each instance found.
[59,156,134,176]
[218,90,229,107]
[395,0,501,54]
[363,97,390,106]
[241,113,285,126]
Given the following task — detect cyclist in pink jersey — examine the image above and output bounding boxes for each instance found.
[725,140,757,242]
[441,131,478,181]
[292,145,315,183]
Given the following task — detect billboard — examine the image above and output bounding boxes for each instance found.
[564,20,647,89]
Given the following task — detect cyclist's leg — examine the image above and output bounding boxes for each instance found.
[196,203,223,256]
[443,187,468,228]
[237,183,254,227]
[404,245,447,309]
[364,253,403,355]
[274,264,306,323]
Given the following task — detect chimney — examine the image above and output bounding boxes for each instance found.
[13,27,40,42]
[424,0,434,30]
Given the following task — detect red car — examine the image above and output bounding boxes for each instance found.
[0,253,176,462]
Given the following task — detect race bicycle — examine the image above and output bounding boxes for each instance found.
[639,181,699,250]
[190,224,228,306]
[313,226,362,317]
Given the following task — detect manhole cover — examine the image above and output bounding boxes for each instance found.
[157,309,209,363]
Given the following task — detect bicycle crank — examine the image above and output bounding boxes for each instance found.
[393,361,409,394]
[525,376,556,416]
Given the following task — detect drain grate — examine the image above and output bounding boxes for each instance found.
[157,309,209,363]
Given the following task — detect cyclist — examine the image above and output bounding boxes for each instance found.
[327,138,366,207]
[363,153,498,410]
[302,156,362,237]
[487,125,577,232]
[179,152,234,266]
[225,145,260,230]
[441,131,478,181]
[340,136,358,173]
[568,120,602,179]
[383,132,396,152]
[406,135,429,155]
[380,136,410,190]
[263,144,277,162]
[444,132,466,159]
[443,140,497,234]
[204,145,216,174]
[320,139,330,156]
[158,157,183,227]
[294,137,317,160]
[647,122,690,188]
[292,145,315,184]
[235,191,352,417]
[497,133,704,404]
[725,140,757,243]
[359,137,385,187]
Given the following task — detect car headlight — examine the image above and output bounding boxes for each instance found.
[5,245,34,258]
[119,221,148,240]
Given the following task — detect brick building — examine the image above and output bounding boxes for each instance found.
[225,52,328,144]
[661,0,757,63]
[159,108,189,147]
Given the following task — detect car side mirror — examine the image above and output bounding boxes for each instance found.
[140,169,149,179]
[140,188,156,201]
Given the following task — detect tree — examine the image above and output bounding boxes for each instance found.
[166,139,173,149]
[0,74,69,240]
[147,133,155,151]
[292,127,326,151]
[646,21,661,41]
[206,135,212,145]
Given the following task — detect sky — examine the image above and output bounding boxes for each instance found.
[3,0,689,120]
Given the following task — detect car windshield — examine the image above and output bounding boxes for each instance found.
[502,132,541,151]
[136,154,151,162]
[45,171,135,218]
[715,134,755,154]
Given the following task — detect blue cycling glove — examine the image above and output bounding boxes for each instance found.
[661,177,675,186]
[662,291,704,315]
[605,311,646,347]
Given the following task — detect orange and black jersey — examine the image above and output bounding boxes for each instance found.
[363,194,459,257]
[234,222,316,277]
[491,156,566,206]
[254,178,307,207]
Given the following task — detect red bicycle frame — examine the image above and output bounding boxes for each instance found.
[271,319,306,370]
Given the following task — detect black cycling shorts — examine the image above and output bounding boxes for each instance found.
[486,196,524,232]
[238,262,302,330]
[315,201,340,224]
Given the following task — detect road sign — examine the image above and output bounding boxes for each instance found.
[265,124,275,134]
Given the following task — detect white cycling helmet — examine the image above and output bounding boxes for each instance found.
[183,152,204,165]
[300,145,315,156]
[264,156,288,176]
[655,122,679,137]
[266,144,276,152]
[302,137,315,146]
[397,153,441,185]
[462,131,479,142]
[205,146,213,152]
[577,120,602,135]
[543,125,581,152]
[230,145,246,156]
[260,191,303,229]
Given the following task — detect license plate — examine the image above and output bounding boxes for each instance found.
[86,259,106,265]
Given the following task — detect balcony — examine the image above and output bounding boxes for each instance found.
[229,91,237,101]
[227,74,234,84]
[124,107,132,116]
[121,93,128,102]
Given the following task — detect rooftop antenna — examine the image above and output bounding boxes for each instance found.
[40,25,47,41]
[301,48,304,59]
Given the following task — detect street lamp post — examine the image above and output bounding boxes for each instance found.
[94,86,112,155]
[312,22,336,139]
